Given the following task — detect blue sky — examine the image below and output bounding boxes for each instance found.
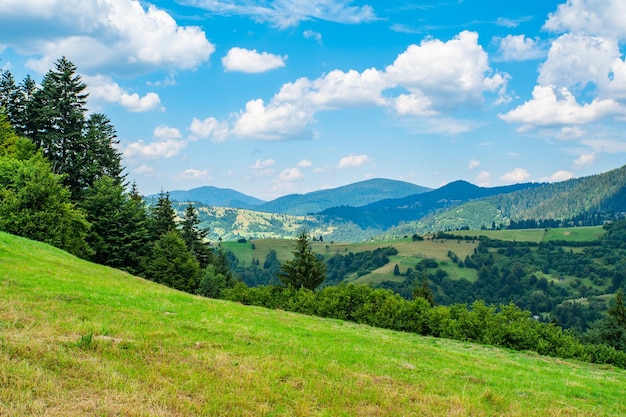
[2,0,626,200]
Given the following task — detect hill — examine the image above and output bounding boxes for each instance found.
[319,180,542,230]
[148,185,265,209]
[391,164,626,235]
[256,178,431,215]
[2,231,625,416]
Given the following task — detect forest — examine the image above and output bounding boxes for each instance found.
[2,59,626,369]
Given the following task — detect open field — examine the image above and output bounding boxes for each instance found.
[2,231,626,416]
[454,226,605,243]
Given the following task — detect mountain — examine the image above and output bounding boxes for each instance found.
[148,186,266,209]
[319,180,543,230]
[256,178,431,215]
[390,164,626,235]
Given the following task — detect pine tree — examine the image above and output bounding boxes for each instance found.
[179,202,213,268]
[80,176,151,274]
[149,191,177,241]
[279,230,327,290]
[144,230,201,293]
[608,289,626,329]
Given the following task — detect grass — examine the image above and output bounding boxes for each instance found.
[4,231,625,416]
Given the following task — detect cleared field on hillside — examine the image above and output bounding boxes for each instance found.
[2,231,625,416]
[455,225,605,243]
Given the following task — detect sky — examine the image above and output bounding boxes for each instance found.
[2,0,626,201]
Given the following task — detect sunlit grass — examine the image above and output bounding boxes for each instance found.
[2,231,624,416]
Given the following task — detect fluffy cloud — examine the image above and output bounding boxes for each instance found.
[124,139,187,159]
[385,31,507,111]
[496,35,546,61]
[297,159,313,168]
[227,30,505,140]
[231,99,314,141]
[337,153,372,169]
[538,34,618,88]
[278,168,305,181]
[500,168,530,183]
[154,125,182,140]
[222,48,287,73]
[182,0,376,29]
[499,85,623,128]
[0,0,214,75]
[475,171,490,187]
[303,30,322,44]
[468,159,481,170]
[541,170,575,182]
[249,159,276,176]
[188,117,229,142]
[174,169,212,181]
[574,152,598,168]
[544,0,626,39]
[85,75,162,112]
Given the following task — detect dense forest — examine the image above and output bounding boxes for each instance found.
[2,59,626,369]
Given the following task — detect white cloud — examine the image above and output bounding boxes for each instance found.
[555,126,585,140]
[85,75,162,112]
[124,139,187,159]
[500,168,530,183]
[0,0,214,75]
[538,34,618,89]
[500,85,624,128]
[468,159,480,170]
[222,47,287,73]
[574,152,598,168]
[250,159,275,169]
[249,159,275,176]
[183,0,377,29]
[303,30,322,44]
[278,168,305,181]
[337,153,372,169]
[213,30,508,141]
[544,0,626,39]
[133,164,156,176]
[385,31,507,111]
[496,35,546,61]
[188,117,230,142]
[475,171,490,187]
[154,125,182,140]
[297,159,313,168]
[231,99,314,141]
[174,169,212,181]
[541,170,575,182]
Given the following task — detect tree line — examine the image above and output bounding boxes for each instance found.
[0,58,235,295]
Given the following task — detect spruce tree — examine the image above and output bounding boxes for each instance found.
[279,230,327,290]
[179,202,213,268]
[80,176,150,273]
[144,230,201,293]
[149,190,177,241]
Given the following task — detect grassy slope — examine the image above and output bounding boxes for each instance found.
[1,232,625,416]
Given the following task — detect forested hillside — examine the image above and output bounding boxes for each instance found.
[389,165,626,235]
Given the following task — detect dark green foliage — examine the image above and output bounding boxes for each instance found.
[197,265,228,298]
[279,230,327,290]
[180,202,213,268]
[0,154,90,257]
[80,176,151,274]
[2,58,124,200]
[144,231,201,293]
[149,191,177,240]
[325,246,397,284]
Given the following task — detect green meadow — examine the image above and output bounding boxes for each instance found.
[1,231,625,416]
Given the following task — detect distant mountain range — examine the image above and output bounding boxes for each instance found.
[148,186,266,209]
[159,178,431,215]
[161,164,626,242]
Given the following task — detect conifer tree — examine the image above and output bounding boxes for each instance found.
[149,191,177,241]
[180,202,213,268]
[144,230,201,293]
[279,230,327,290]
